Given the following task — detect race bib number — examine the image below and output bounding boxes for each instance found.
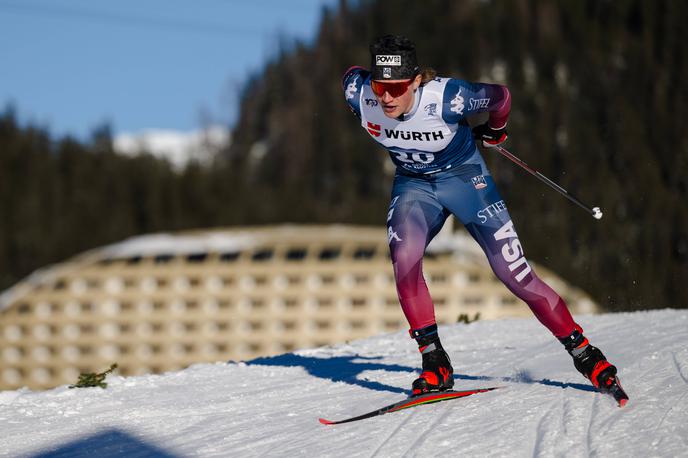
[391,151,435,165]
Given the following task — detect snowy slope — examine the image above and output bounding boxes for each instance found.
[114,127,229,170]
[1,309,687,457]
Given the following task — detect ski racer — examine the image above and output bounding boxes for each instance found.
[342,35,623,397]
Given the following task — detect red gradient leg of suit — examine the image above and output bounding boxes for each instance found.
[387,181,447,330]
[389,156,580,339]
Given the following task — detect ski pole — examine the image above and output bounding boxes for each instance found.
[492,144,603,220]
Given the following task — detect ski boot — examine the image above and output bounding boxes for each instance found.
[560,329,628,406]
[410,324,454,396]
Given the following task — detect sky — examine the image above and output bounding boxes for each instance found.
[0,0,338,140]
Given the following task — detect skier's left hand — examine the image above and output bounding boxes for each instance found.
[473,122,507,147]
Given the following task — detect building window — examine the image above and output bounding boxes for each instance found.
[319,248,341,260]
[286,248,307,261]
[187,253,208,263]
[353,247,376,260]
[252,249,273,261]
[154,254,175,264]
[220,252,240,262]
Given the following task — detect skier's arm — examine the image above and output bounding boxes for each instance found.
[483,84,510,129]
[342,66,369,118]
[444,79,511,146]
[443,79,511,127]
[341,66,367,90]
[473,84,510,146]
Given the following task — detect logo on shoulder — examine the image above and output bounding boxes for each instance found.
[345,75,359,100]
[424,103,437,117]
[450,88,465,115]
[375,55,401,66]
[365,98,379,107]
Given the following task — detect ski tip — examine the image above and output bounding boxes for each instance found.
[483,386,505,392]
[319,418,335,425]
[618,398,628,408]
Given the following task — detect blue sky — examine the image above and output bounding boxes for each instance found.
[0,0,338,140]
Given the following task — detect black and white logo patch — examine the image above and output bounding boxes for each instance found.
[375,55,402,66]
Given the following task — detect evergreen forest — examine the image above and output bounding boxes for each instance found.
[1,0,686,312]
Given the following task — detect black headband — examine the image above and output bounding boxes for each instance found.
[369,35,419,80]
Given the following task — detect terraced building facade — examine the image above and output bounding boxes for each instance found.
[0,225,597,390]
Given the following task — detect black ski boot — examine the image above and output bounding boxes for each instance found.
[560,329,617,389]
[410,324,454,396]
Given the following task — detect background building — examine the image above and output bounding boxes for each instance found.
[0,224,597,390]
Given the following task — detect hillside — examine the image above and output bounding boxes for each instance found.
[1,309,687,457]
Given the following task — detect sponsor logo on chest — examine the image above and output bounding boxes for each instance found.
[385,129,445,142]
[367,122,381,137]
[365,123,444,142]
[424,103,438,117]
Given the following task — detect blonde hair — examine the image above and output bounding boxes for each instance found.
[420,68,437,84]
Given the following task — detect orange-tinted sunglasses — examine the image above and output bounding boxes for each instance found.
[371,79,414,97]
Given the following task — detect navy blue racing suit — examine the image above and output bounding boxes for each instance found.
[343,66,579,338]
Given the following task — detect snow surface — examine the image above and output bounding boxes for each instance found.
[114,126,230,169]
[1,309,687,457]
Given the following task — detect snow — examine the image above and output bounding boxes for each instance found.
[114,126,230,169]
[1,309,687,457]
[99,232,258,259]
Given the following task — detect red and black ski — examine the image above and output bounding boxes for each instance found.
[319,387,502,425]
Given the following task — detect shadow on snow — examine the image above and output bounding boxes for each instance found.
[248,353,413,394]
[28,428,180,458]
[246,353,595,395]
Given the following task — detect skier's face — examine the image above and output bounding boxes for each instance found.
[372,74,422,118]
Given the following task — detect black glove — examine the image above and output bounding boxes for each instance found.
[472,122,508,147]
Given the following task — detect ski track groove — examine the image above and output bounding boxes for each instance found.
[559,390,570,437]
[651,390,688,439]
[368,403,416,458]
[584,391,598,457]
[556,388,571,455]
[671,351,688,385]
[530,404,550,458]
[403,401,451,456]
[530,395,561,458]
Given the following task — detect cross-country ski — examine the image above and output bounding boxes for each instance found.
[319,387,502,425]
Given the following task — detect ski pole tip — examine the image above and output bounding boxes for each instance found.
[592,207,603,220]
